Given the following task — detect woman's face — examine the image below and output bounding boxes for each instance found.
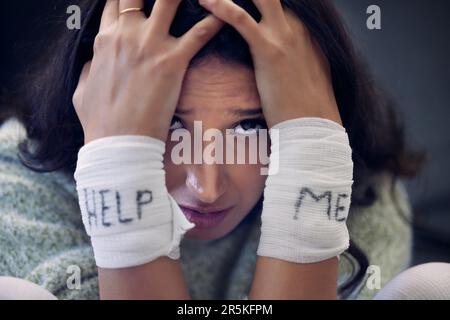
[164,56,268,240]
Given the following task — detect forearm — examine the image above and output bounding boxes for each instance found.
[74,135,195,300]
[248,256,338,300]
[98,257,190,300]
[249,118,352,300]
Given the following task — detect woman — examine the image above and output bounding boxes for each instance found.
[1,0,449,300]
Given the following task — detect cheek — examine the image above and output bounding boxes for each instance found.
[228,164,267,201]
[163,148,185,191]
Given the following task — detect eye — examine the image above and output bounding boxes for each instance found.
[233,118,267,135]
[169,116,184,130]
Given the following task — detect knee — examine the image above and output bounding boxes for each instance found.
[374,262,450,300]
[0,276,57,300]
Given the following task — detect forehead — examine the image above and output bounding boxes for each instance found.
[177,56,260,113]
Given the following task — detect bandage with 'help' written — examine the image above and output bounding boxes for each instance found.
[74,135,195,269]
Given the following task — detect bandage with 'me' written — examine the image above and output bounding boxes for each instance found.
[257,117,354,263]
[73,135,195,269]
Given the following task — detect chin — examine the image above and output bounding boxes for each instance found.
[185,226,230,241]
[184,220,239,241]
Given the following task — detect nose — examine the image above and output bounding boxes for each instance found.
[185,163,228,204]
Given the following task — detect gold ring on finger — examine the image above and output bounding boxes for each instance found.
[119,7,144,15]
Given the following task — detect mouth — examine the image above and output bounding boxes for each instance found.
[178,205,234,229]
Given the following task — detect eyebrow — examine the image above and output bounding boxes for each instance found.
[175,107,263,117]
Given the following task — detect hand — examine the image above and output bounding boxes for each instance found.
[73,0,224,143]
[198,0,342,128]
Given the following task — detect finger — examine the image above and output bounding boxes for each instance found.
[176,15,225,59]
[198,0,262,47]
[146,0,183,35]
[99,0,119,32]
[118,0,145,24]
[252,0,286,24]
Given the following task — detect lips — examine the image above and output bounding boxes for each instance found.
[179,205,233,214]
[179,205,233,229]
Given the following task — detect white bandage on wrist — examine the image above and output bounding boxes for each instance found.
[73,135,195,269]
[257,117,354,264]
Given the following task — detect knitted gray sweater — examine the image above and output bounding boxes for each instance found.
[0,117,412,299]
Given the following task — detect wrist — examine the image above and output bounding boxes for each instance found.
[83,125,169,145]
[265,99,342,129]
[258,117,353,263]
[74,135,194,269]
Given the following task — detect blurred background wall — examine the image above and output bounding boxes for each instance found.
[1,0,449,264]
[334,0,450,264]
